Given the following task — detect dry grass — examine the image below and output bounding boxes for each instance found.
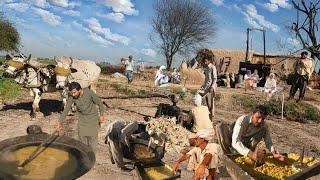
[179,62,204,85]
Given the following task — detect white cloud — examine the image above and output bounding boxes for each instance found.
[271,0,291,8]
[232,4,242,13]
[210,0,224,6]
[32,7,61,26]
[97,0,138,16]
[72,20,84,29]
[71,20,112,47]
[26,0,48,8]
[103,12,125,23]
[15,17,34,29]
[48,0,69,8]
[88,31,113,47]
[243,4,280,32]
[263,0,291,12]
[48,34,63,42]
[141,48,156,58]
[264,3,278,12]
[63,9,80,16]
[244,13,261,29]
[6,3,30,12]
[65,41,73,48]
[84,17,130,45]
[287,38,300,47]
[69,1,81,8]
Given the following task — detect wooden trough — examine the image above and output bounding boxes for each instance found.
[221,154,320,180]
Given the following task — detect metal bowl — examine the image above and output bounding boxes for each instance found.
[123,138,165,162]
[0,134,95,180]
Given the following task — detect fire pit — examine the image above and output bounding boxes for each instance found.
[0,133,95,180]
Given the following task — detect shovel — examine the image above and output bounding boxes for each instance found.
[18,130,58,169]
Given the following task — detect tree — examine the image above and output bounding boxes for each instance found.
[291,0,320,66]
[0,12,20,52]
[151,0,216,70]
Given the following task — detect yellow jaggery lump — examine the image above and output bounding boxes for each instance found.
[233,154,318,180]
[234,156,297,180]
[9,146,77,180]
[287,153,318,167]
[144,165,174,180]
[134,144,155,159]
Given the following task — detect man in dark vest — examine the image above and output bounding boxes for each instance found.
[197,54,217,121]
[215,105,284,162]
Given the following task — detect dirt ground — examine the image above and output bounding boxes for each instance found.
[0,74,320,179]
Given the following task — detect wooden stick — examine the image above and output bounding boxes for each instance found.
[281,93,285,120]
[19,131,58,168]
[100,93,169,99]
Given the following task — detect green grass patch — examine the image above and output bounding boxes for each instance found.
[265,100,320,122]
[38,58,55,65]
[173,88,187,100]
[0,56,5,65]
[138,89,146,95]
[232,94,260,110]
[0,76,22,101]
[232,94,320,122]
[124,86,137,96]
[111,83,122,92]
[111,83,140,96]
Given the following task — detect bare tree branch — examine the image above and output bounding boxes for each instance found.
[291,0,320,70]
[150,0,216,70]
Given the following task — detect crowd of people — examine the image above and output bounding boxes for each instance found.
[120,55,182,87]
[54,51,314,179]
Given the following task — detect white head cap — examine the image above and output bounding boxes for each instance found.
[159,65,166,71]
[196,128,215,141]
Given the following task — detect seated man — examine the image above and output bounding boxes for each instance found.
[244,70,254,91]
[104,120,146,171]
[171,68,181,84]
[264,73,277,101]
[155,65,169,86]
[172,129,222,180]
[189,94,213,132]
[180,133,197,155]
[215,105,284,162]
[251,69,260,89]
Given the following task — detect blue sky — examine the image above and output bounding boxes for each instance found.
[0,0,302,65]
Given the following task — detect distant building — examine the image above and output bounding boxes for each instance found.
[208,49,298,76]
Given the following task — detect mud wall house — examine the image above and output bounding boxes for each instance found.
[196,48,320,87]
[209,49,253,74]
[209,49,298,75]
[251,53,298,76]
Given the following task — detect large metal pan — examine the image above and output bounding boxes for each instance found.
[123,138,165,162]
[0,133,95,180]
